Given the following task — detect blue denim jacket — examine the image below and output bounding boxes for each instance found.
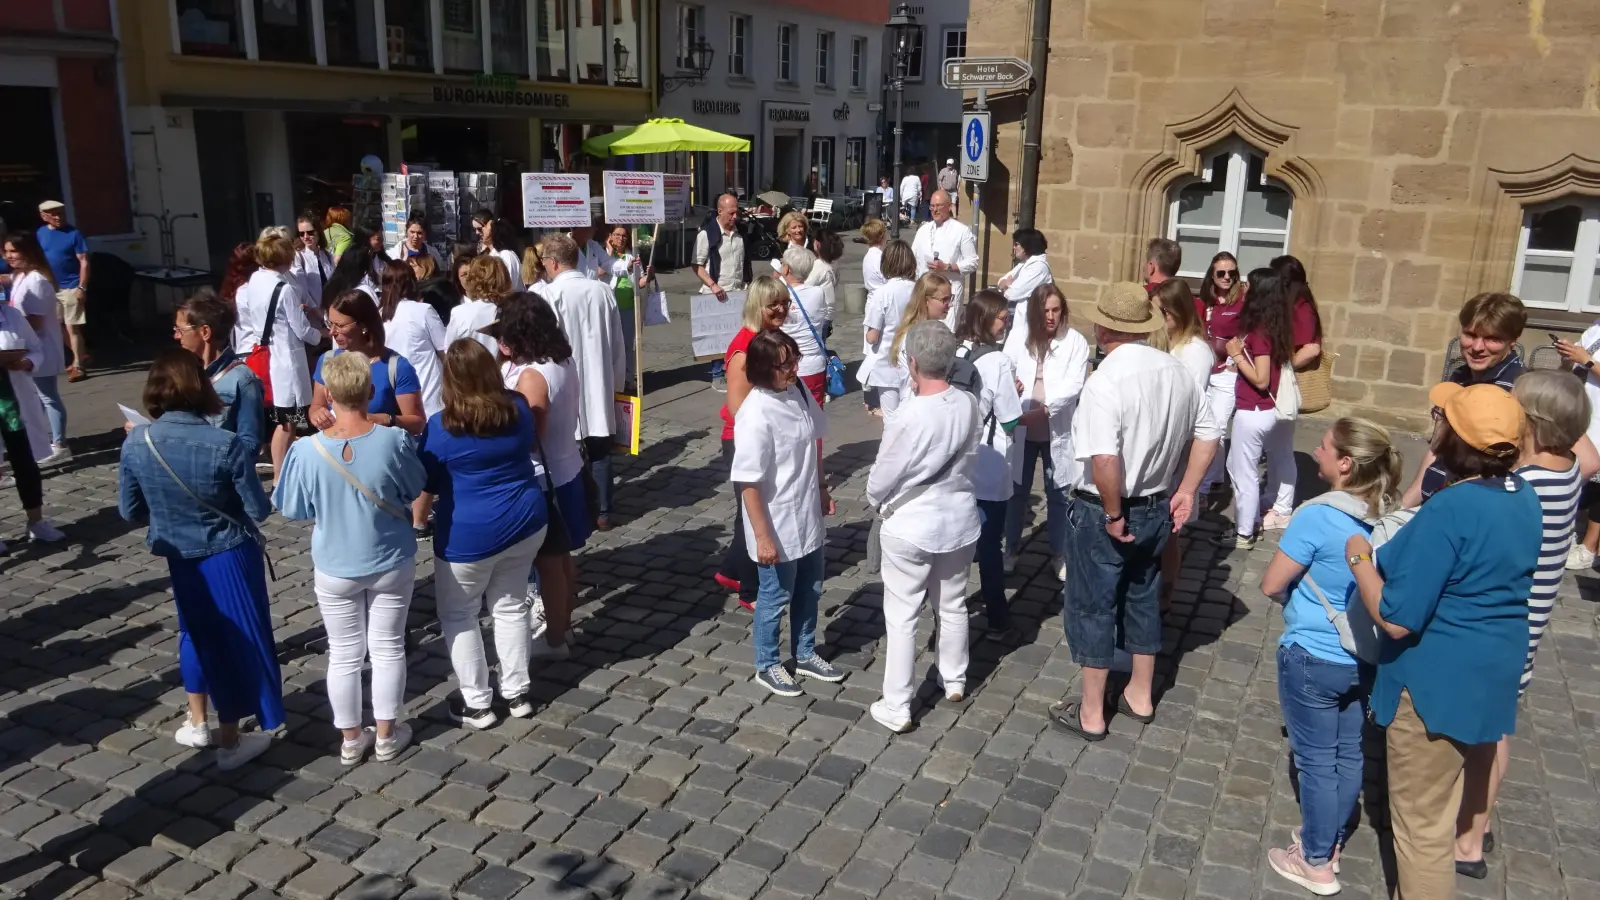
[206,350,265,454]
[119,412,271,559]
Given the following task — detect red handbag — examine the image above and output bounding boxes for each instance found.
[243,283,285,406]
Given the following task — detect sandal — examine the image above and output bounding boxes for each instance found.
[1114,694,1155,725]
[1048,701,1107,742]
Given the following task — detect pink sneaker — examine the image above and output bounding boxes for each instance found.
[1262,510,1293,531]
[1291,826,1342,874]
[1268,843,1340,896]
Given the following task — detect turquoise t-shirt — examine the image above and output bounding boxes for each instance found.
[1372,477,1541,745]
[1277,504,1371,666]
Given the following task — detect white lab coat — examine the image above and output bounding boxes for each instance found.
[234,268,321,407]
[489,247,525,292]
[290,247,335,307]
[911,218,979,326]
[0,304,51,463]
[541,269,625,439]
[1000,255,1055,355]
[576,240,611,281]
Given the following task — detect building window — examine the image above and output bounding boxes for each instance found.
[1514,201,1600,313]
[324,0,379,67]
[942,27,965,62]
[816,31,834,87]
[725,137,753,198]
[253,0,314,63]
[728,14,748,77]
[535,0,568,81]
[611,0,642,86]
[850,36,866,90]
[811,137,835,194]
[489,0,529,76]
[176,0,246,57]
[777,24,794,83]
[441,0,484,73]
[384,0,432,71]
[904,26,925,80]
[572,0,608,84]
[677,5,704,70]
[845,138,866,191]
[1166,141,1293,277]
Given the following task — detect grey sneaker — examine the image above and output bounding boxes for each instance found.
[755,665,802,697]
[374,723,413,762]
[340,727,375,766]
[711,374,728,393]
[794,655,844,683]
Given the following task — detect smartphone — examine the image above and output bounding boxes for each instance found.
[1550,332,1563,344]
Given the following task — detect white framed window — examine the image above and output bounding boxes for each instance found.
[941,27,965,62]
[1513,200,1600,313]
[676,4,703,71]
[1165,140,1293,278]
[850,36,866,90]
[815,31,833,87]
[777,23,794,83]
[727,13,748,77]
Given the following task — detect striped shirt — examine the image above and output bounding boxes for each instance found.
[1514,461,1582,692]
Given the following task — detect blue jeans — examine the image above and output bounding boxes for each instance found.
[583,436,612,517]
[1063,495,1170,668]
[976,498,1009,628]
[711,359,725,380]
[753,548,824,671]
[34,374,65,444]
[1277,642,1365,866]
[1005,440,1066,560]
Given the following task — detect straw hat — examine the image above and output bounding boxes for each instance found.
[1084,282,1163,334]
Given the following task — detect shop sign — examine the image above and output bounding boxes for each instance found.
[832,102,850,121]
[767,104,810,124]
[693,99,741,116]
[433,73,572,109]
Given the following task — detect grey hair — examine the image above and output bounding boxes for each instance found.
[905,320,959,380]
[782,246,816,282]
[1513,369,1592,453]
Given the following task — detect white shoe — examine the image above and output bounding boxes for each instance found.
[1566,544,1595,571]
[1055,558,1066,583]
[1001,552,1017,575]
[174,719,212,748]
[935,674,964,703]
[869,700,912,734]
[528,585,547,641]
[340,727,375,766]
[39,445,70,467]
[255,462,275,475]
[374,723,412,762]
[28,520,65,543]
[1261,510,1293,531]
[528,637,571,661]
[216,732,272,771]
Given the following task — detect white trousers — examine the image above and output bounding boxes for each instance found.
[1200,372,1236,495]
[435,529,544,708]
[1228,407,1295,537]
[314,561,415,729]
[879,534,975,720]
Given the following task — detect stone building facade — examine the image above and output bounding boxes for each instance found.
[963,0,1600,428]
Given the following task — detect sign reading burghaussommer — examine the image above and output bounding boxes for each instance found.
[941,57,1033,91]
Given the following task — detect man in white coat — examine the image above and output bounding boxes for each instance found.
[539,232,626,529]
[898,170,923,225]
[911,190,979,328]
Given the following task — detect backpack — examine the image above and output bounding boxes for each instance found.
[950,343,1001,444]
[1291,491,1415,664]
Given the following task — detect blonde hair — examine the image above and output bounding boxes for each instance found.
[1331,417,1404,516]
[321,350,372,410]
[777,211,808,245]
[461,254,512,300]
[521,245,543,285]
[880,240,917,281]
[861,218,887,247]
[258,225,292,242]
[1514,369,1591,453]
[253,233,294,269]
[408,254,438,281]
[890,273,952,363]
[744,276,788,331]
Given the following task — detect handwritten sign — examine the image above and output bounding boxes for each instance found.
[602,171,665,225]
[521,173,591,228]
[690,291,747,359]
[663,174,691,222]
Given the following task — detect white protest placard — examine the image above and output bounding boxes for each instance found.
[663,174,691,222]
[521,173,591,228]
[602,171,665,224]
[690,291,747,359]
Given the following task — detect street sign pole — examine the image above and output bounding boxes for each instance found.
[969,87,986,300]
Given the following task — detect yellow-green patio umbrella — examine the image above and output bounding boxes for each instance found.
[580,118,751,157]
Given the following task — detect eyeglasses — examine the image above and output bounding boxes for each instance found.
[1214,269,1237,280]
[1430,406,1444,422]
[172,324,198,336]
[328,319,360,333]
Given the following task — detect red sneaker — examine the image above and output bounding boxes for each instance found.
[714,573,741,593]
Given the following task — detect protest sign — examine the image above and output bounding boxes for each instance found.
[521,173,591,228]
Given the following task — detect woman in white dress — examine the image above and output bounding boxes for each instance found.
[997,228,1053,354]
[234,232,324,476]
[1152,279,1215,611]
[0,301,66,549]
[446,256,511,356]
[808,230,842,342]
[861,240,919,415]
[472,211,525,293]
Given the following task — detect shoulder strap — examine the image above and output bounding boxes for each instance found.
[211,360,246,384]
[1300,573,1344,625]
[261,281,286,348]
[386,351,398,391]
[141,429,274,579]
[310,435,411,522]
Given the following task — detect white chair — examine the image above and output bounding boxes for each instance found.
[808,198,834,227]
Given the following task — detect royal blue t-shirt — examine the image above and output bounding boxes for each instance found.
[417,394,547,563]
[36,225,88,290]
[1278,504,1371,665]
[314,348,420,417]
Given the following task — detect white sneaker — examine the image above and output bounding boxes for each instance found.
[1055,558,1066,583]
[374,723,412,762]
[1261,510,1293,531]
[869,700,912,734]
[1566,543,1595,571]
[215,732,272,771]
[527,584,547,641]
[254,462,275,476]
[528,637,571,661]
[1001,552,1017,574]
[174,719,212,748]
[39,445,70,467]
[935,673,964,703]
[341,727,375,766]
[28,520,65,543]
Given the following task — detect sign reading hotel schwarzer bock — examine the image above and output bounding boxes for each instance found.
[941,57,1033,91]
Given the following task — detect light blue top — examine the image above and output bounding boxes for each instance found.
[1277,504,1370,665]
[273,425,426,578]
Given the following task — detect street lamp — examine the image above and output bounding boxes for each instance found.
[886,3,917,237]
[662,40,715,92]
[612,38,631,83]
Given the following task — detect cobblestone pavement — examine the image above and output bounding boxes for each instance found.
[2,258,1599,899]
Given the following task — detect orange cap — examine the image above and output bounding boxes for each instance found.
[1428,382,1524,458]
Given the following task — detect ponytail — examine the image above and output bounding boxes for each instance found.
[1332,417,1403,516]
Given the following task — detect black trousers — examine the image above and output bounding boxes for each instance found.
[717,438,757,600]
[1,423,43,511]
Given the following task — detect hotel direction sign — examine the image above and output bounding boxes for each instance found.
[941,57,1033,91]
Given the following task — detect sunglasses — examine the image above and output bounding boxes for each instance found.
[298,230,316,236]
[1213,269,1237,280]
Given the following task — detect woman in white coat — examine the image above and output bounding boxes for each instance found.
[446,256,511,356]
[472,211,524,293]
[377,261,448,418]
[997,229,1053,354]
[235,232,324,476]
[861,240,920,415]
[1002,282,1090,581]
[291,215,336,304]
[0,302,66,550]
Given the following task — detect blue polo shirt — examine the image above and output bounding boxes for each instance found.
[37,225,88,290]
[1372,476,1540,745]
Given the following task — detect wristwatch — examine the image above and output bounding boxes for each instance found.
[1103,511,1125,525]
[1348,553,1372,567]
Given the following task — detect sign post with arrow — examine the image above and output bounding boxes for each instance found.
[942,56,1033,91]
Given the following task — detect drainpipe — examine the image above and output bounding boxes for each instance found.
[1016,0,1051,229]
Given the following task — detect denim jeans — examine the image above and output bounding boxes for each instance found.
[1063,494,1170,668]
[753,547,824,671]
[975,498,1009,627]
[33,374,65,444]
[583,436,612,517]
[1005,440,1066,560]
[1277,642,1365,866]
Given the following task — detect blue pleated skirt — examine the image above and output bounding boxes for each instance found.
[166,541,285,730]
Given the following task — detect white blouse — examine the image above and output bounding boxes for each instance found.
[805,259,837,323]
[1000,255,1055,356]
[235,268,320,407]
[1171,335,1216,400]
[446,298,500,356]
[862,278,916,388]
[780,283,829,378]
[384,299,449,417]
[730,385,829,563]
[8,271,64,378]
[861,246,886,293]
[867,387,982,554]
[962,344,1025,503]
[504,357,585,487]
[1006,328,1092,489]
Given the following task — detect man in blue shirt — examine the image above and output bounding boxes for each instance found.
[36,201,90,382]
